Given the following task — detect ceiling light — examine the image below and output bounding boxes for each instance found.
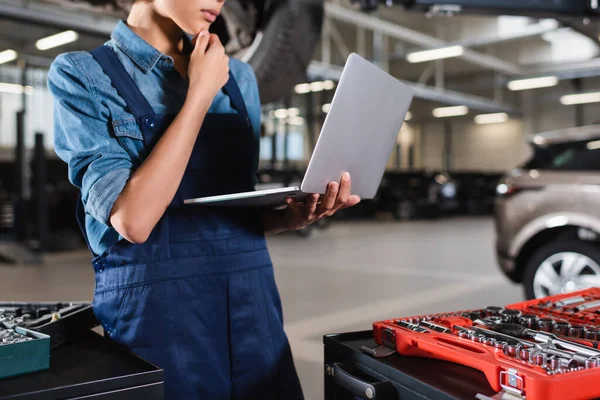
[322,103,331,113]
[561,92,600,105]
[432,105,469,118]
[295,83,311,94]
[507,76,558,91]
[475,112,509,124]
[322,80,335,90]
[0,82,33,95]
[273,109,289,119]
[0,50,18,65]
[310,82,324,92]
[287,116,305,126]
[587,140,600,150]
[287,108,300,117]
[405,111,412,121]
[36,30,79,51]
[407,45,464,64]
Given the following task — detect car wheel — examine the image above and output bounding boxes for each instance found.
[214,0,325,104]
[523,239,600,300]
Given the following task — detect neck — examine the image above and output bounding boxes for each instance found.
[126,3,185,57]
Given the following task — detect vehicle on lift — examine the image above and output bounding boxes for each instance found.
[495,125,600,300]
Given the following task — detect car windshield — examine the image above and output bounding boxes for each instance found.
[523,139,600,171]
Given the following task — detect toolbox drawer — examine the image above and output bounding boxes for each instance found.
[324,331,497,400]
[0,330,163,400]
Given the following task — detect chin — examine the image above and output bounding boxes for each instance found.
[186,21,212,35]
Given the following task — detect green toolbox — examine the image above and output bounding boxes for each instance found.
[0,322,50,379]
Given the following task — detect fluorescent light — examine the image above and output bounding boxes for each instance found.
[587,140,600,150]
[273,109,288,119]
[273,108,300,119]
[533,136,545,145]
[36,30,79,51]
[407,45,464,64]
[322,103,331,113]
[322,80,335,90]
[432,105,468,118]
[507,76,558,91]
[310,82,324,92]
[0,50,18,65]
[0,82,33,95]
[287,108,300,117]
[287,116,305,126]
[561,92,600,105]
[405,111,412,121]
[295,83,311,94]
[475,112,509,125]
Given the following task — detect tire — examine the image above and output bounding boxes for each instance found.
[217,0,325,104]
[523,239,600,300]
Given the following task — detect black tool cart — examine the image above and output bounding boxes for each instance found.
[0,302,164,400]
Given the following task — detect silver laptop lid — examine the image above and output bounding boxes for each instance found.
[301,53,414,199]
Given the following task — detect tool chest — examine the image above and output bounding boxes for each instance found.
[372,288,600,400]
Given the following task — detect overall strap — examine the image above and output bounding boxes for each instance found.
[223,72,249,119]
[90,45,155,119]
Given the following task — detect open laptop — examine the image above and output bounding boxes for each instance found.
[184,53,414,208]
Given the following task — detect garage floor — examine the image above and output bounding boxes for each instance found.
[0,217,523,399]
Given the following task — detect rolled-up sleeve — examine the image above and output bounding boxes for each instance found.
[48,53,132,226]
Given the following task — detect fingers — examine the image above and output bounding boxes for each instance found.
[303,194,319,218]
[340,195,361,209]
[316,182,338,215]
[207,33,225,53]
[334,172,351,209]
[194,30,210,53]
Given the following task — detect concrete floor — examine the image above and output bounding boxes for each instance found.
[0,217,523,399]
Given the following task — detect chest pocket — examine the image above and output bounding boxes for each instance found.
[112,118,145,165]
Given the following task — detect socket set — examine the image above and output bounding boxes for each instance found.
[372,288,600,400]
[0,302,98,348]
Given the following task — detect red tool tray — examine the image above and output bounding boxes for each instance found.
[373,288,600,400]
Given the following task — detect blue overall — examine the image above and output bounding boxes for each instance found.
[77,45,304,399]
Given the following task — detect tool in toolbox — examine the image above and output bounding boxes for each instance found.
[370,288,600,400]
[0,302,99,381]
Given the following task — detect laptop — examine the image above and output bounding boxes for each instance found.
[184,53,414,208]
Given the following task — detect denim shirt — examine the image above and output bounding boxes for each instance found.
[48,20,262,256]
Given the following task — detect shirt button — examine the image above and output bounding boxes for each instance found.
[144,117,155,128]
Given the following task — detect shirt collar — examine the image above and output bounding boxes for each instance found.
[111,20,194,73]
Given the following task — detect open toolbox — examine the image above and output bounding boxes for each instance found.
[372,288,600,400]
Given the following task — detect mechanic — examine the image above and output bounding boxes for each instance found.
[47,0,360,398]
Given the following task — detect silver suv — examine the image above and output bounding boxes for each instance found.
[495,125,600,300]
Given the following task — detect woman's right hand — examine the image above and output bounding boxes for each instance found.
[188,31,230,102]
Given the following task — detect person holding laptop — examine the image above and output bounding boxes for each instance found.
[48,0,360,398]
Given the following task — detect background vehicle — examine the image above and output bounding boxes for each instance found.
[495,125,600,300]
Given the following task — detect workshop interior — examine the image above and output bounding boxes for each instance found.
[3,0,600,398]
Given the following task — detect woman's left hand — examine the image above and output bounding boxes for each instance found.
[284,172,361,231]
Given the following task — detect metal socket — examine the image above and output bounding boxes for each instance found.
[553,321,571,336]
[538,318,555,332]
[519,314,539,329]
